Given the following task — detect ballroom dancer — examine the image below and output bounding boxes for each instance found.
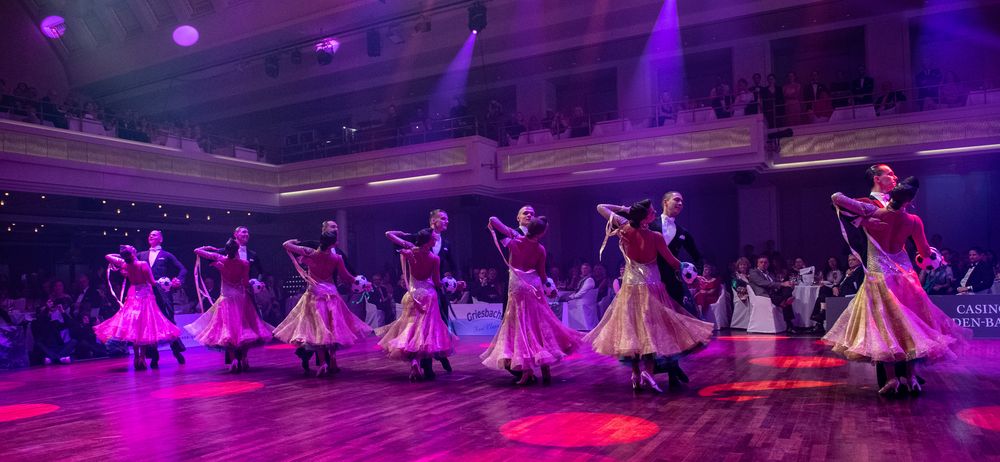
[482,215,582,385]
[273,231,373,377]
[295,220,356,368]
[379,228,457,381]
[94,245,181,370]
[399,209,459,379]
[137,230,187,367]
[586,200,714,392]
[185,239,273,372]
[824,177,971,394]
[648,191,703,385]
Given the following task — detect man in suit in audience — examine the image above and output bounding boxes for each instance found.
[851,65,875,105]
[647,191,703,385]
[957,247,993,295]
[137,230,187,367]
[747,256,797,330]
[803,71,827,111]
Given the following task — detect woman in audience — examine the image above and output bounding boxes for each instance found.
[782,72,803,126]
[586,200,713,393]
[274,231,372,376]
[731,78,754,117]
[811,88,834,122]
[185,239,273,373]
[761,73,782,128]
[482,215,581,385]
[693,264,722,319]
[379,229,457,381]
[822,257,844,287]
[730,257,752,306]
[824,178,971,394]
[93,245,181,370]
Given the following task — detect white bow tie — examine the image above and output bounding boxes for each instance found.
[149,246,162,251]
[662,216,675,225]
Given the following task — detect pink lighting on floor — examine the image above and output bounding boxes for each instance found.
[698,380,841,402]
[749,356,847,368]
[264,343,297,350]
[957,406,1000,432]
[0,381,25,391]
[152,381,263,399]
[172,25,200,47]
[40,16,66,39]
[0,404,59,422]
[716,335,791,341]
[500,412,659,447]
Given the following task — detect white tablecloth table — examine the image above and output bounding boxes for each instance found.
[829,105,877,122]
[791,285,820,328]
[591,119,632,136]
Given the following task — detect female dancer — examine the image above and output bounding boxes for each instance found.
[185,239,273,372]
[824,177,970,394]
[94,245,181,370]
[379,228,457,381]
[273,231,373,376]
[585,200,714,392]
[482,215,582,385]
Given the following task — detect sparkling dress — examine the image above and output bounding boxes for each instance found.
[481,268,583,370]
[823,241,971,363]
[584,243,714,358]
[376,277,457,360]
[94,267,181,346]
[184,258,273,348]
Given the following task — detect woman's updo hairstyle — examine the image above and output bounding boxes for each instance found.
[888,176,919,210]
[414,228,435,247]
[526,216,549,238]
[119,245,136,263]
[623,199,652,228]
[224,238,239,259]
[319,230,338,251]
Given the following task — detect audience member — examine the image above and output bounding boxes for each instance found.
[915,62,942,110]
[850,65,875,105]
[782,72,803,126]
[874,81,907,115]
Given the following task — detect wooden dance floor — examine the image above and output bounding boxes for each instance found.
[3,333,1000,461]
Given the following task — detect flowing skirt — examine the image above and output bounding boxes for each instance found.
[481,270,582,370]
[273,282,373,349]
[185,288,273,348]
[376,280,457,360]
[823,271,970,363]
[584,280,713,358]
[94,285,181,345]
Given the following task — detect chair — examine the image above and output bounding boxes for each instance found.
[746,288,787,334]
[565,289,599,330]
[730,288,751,329]
[364,302,384,329]
[706,291,730,330]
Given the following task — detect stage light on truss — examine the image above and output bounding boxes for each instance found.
[172,25,199,47]
[468,1,486,33]
[315,38,340,66]
[40,16,66,39]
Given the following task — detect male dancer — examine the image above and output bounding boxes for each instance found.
[137,230,187,367]
[402,209,459,379]
[497,205,534,379]
[648,191,702,386]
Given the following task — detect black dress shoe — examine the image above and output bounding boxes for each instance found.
[505,364,524,379]
[439,357,453,373]
[668,374,681,388]
[423,368,436,380]
[173,351,186,365]
[674,366,689,384]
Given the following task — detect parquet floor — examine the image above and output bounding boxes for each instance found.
[3,332,1000,462]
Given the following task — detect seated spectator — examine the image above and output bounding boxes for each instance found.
[31,304,77,365]
[612,263,625,295]
[560,262,595,302]
[803,71,826,112]
[811,253,864,328]
[710,77,733,119]
[747,256,797,330]
[957,247,993,295]
[821,257,843,287]
[693,263,722,319]
[914,62,942,111]
[550,111,569,138]
[507,112,527,142]
[874,81,906,115]
[811,87,834,122]
[67,313,107,359]
[730,257,752,306]
[471,268,503,303]
[921,258,955,295]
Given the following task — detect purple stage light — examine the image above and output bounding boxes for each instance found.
[40,16,66,39]
[315,38,341,53]
[172,25,200,47]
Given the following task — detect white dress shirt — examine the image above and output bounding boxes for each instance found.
[239,245,248,261]
[660,214,677,245]
[871,192,889,207]
[960,264,976,288]
[568,277,595,299]
[432,232,442,255]
[148,246,161,266]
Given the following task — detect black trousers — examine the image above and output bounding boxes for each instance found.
[420,288,453,372]
[144,285,185,357]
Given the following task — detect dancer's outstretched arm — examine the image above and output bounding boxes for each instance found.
[282,240,313,256]
[831,193,878,218]
[195,246,223,260]
[105,253,124,267]
[596,204,629,227]
[385,231,415,249]
[488,216,516,238]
